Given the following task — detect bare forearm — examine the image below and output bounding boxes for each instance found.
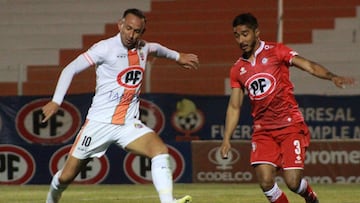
[293,56,356,88]
[223,106,240,141]
[307,61,356,88]
[309,62,338,80]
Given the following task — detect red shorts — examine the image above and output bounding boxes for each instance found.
[250,122,310,170]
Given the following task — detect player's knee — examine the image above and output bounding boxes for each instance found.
[259,179,275,191]
[151,138,169,155]
[285,178,301,192]
[144,140,169,158]
[152,145,169,157]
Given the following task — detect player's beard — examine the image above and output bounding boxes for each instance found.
[242,39,257,59]
[125,38,136,49]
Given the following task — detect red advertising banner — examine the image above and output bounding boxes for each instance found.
[192,140,255,183]
[191,140,360,184]
[303,141,360,184]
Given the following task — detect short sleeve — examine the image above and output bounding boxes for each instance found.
[230,65,242,88]
[276,43,298,66]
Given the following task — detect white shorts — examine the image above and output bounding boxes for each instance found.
[69,119,154,159]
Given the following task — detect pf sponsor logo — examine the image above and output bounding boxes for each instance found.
[139,99,165,134]
[0,145,35,184]
[50,145,109,184]
[245,73,276,100]
[117,66,144,89]
[16,99,81,144]
[208,147,240,170]
[124,145,184,183]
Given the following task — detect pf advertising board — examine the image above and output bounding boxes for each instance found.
[0,94,359,184]
[191,141,360,184]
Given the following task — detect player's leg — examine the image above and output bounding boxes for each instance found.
[46,156,90,203]
[296,178,319,203]
[255,164,289,203]
[47,120,110,203]
[283,169,318,203]
[126,131,183,203]
[122,120,191,203]
[281,122,319,203]
[251,133,289,203]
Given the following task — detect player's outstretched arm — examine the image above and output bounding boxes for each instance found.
[147,42,199,69]
[177,53,199,70]
[292,55,356,88]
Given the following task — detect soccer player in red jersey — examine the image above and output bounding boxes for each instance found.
[220,13,355,203]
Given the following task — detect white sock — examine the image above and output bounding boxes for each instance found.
[296,178,308,194]
[264,183,283,202]
[151,154,174,203]
[46,171,68,203]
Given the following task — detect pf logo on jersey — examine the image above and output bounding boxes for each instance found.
[245,73,276,100]
[117,66,144,89]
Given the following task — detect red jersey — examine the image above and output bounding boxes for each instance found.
[230,41,304,130]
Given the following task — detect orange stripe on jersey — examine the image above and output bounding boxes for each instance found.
[111,89,136,124]
[111,50,139,124]
[69,119,89,156]
[128,50,139,66]
[83,53,95,65]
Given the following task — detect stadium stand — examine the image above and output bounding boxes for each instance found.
[0,0,359,96]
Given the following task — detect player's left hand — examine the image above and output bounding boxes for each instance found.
[332,76,357,89]
[177,53,199,70]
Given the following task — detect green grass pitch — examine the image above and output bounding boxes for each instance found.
[1,183,359,203]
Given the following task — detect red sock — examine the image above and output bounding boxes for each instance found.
[298,179,318,202]
[303,185,318,202]
[297,179,318,203]
[273,192,289,203]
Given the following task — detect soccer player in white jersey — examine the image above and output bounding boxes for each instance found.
[42,8,198,203]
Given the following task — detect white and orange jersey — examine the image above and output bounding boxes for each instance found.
[52,33,179,124]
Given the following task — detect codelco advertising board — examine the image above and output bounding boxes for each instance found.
[192,140,360,184]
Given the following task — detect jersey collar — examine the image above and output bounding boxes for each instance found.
[254,40,265,58]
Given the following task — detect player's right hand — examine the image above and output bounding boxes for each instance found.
[220,141,231,159]
[41,101,60,123]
